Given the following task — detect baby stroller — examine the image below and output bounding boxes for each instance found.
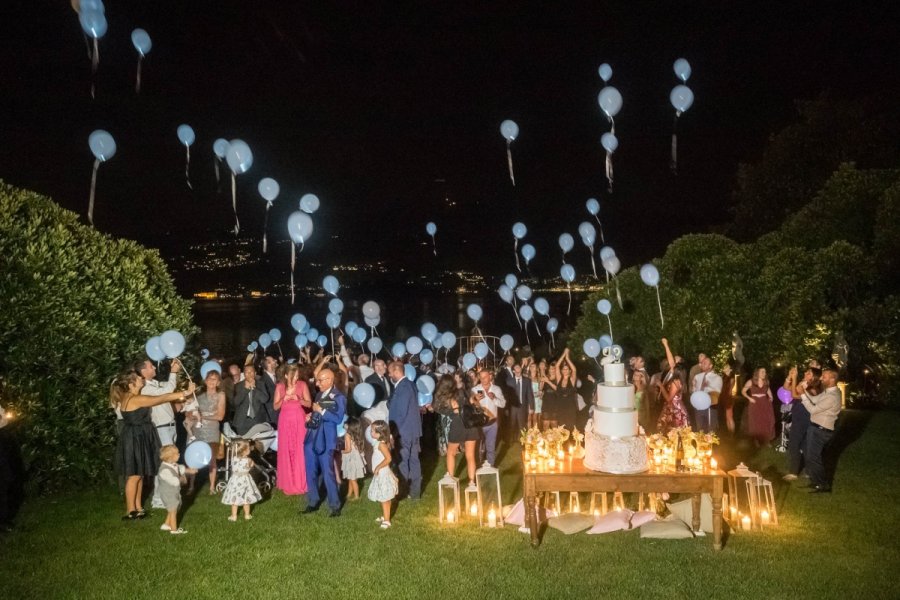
[776,403,791,453]
[217,423,278,493]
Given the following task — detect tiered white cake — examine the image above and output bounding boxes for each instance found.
[583,361,648,474]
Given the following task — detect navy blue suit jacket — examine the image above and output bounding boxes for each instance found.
[305,387,346,454]
[388,377,421,446]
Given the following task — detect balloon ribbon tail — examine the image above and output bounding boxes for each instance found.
[506,141,516,186]
[615,277,623,309]
[135,56,143,94]
[590,253,598,279]
[87,158,100,226]
[231,174,240,235]
[655,286,665,328]
[290,242,296,304]
[567,285,572,316]
[185,146,193,190]
[606,152,613,194]
[514,239,521,272]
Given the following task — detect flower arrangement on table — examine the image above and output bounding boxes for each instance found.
[521,426,576,468]
[646,427,720,472]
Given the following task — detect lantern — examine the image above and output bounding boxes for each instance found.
[464,482,479,520]
[568,492,581,514]
[475,462,503,527]
[544,490,562,513]
[727,462,760,530]
[437,472,460,525]
[746,475,778,527]
[589,492,609,515]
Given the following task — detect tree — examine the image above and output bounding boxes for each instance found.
[0,181,197,490]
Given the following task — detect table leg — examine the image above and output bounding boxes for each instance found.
[691,494,701,533]
[712,477,723,550]
[527,493,539,548]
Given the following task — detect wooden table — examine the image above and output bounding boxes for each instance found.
[523,458,726,549]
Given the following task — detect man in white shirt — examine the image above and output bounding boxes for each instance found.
[691,356,722,432]
[801,368,841,493]
[138,358,180,509]
[472,369,505,467]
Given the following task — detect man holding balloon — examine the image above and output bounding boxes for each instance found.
[691,356,722,432]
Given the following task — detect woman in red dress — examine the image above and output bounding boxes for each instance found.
[275,363,312,495]
[742,367,775,445]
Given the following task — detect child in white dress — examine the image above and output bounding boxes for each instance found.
[367,420,398,529]
[157,445,197,534]
[341,418,366,501]
[221,440,262,521]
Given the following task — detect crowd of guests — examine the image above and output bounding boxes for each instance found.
[107,333,846,533]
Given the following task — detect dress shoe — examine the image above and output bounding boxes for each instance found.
[782,474,798,482]
[121,511,139,521]
[301,506,319,514]
[809,486,832,494]
[328,509,341,518]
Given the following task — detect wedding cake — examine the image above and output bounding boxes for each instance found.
[583,359,648,474]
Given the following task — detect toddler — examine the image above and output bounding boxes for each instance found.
[341,418,366,500]
[157,445,197,534]
[367,420,398,529]
[221,440,263,521]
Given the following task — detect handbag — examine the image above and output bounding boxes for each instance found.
[306,411,322,430]
[461,402,488,429]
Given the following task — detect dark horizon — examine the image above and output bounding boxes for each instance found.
[3,2,899,280]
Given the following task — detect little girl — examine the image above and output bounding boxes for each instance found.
[367,420,398,529]
[221,440,262,521]
[157,445,197,534]
[341,417,366,500]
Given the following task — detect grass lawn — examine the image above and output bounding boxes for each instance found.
[2,409,899,599]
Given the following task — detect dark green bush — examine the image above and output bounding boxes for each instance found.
[0,181,197,491]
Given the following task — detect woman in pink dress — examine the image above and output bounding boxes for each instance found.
[275,364,312,495]
[742,367,775,446]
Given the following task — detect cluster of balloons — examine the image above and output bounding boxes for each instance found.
[670,58,695,173]
[144,330,186,362]
[511,222,527,271]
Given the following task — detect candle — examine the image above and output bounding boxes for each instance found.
[447,510,455,523]
[593,509,600,517]
[653,454,663,466]
[487,507,497,528]
[761,510,770,525]
[548,457,556,470]
[529,458,537,470]
[470,504,478,517]
[710,458,718,471]
[568,444,574,456]
[741,515,751,531]
[557,449,565,460]
[730,505,738,520]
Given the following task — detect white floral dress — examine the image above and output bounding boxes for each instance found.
[341,438,366,480]
[221,457,262,506]
[367,446,398,503]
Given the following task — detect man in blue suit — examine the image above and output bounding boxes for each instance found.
[388,361,422,500]
[302,368,346,517]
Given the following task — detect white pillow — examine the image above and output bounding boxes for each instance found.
[667,494,714,533]
[639,515,694,539]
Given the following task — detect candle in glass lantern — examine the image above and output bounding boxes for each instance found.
[761,510,770,525]
[447,510,456,524]
[487,507,497,528]
[529,457,537,470]
[730,505,738,520]
[557,449,565,460]
[593,509,600,517]
[741,515,751,531]
[548,457,556,470]
[653,454,663,467]
[710,457,718,471]
[470,504,478,517]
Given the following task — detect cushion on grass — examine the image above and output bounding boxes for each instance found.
[666,494,714,533]
[639,515,694,539]
[504,499,557,527]
[548,512,595,535]
[629,510,658,528]
[586,509,633,534]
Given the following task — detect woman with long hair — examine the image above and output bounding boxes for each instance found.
[743,367,775,446]
[193,369,226,494]
[528,362,542,430]
[274,363,312,495]
[554,348,579,429]
[110,371,195,520]
[541,363,559,429]
[656,338,689,433]
[432,374,478,486]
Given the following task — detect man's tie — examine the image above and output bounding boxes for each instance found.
[247,388,254,418]
[701,372,708,391]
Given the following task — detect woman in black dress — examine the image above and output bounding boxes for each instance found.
[432,375,479,487]
[109,371,194,520]
[554,348,579,429]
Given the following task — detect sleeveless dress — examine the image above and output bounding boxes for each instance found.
[116,405,160,477]
[221,457,262,506]
[532,380,542,414]
[746,383,775,442]
[657,391,689,433]
[542,382,558,421]
[194,392,222,444]
[341,437,366,480]
[276,381,308,495]
[367,446,398,503]
[556,381,578,429]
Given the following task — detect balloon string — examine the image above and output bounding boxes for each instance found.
[610,117,616,137]
[231,174,240,235]
[84,33,92,60]
[655,286,665,328]
[263,202,271,253]
[524,325,531,348]
[595,217,605,243]
[214,158,220,189]
[275,341,283,360]
[87,158,100,226]
[185,146,193,190]
[606,315,614,344]
[431,234,436,256]
[506,141,516,186]
[615,276,623,309]
[135,55,143,94]
[671,113,680,174]
[290,242,296,304]
[567,284,572,315]
[533,317,542,338]
[514,238,521,272]
[91,38,99,99]
[589,249,598,279]
[605,152,614,194]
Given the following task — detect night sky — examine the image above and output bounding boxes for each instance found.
[3,2,899,277]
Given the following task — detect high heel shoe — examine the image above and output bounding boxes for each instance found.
[121,511,139,521]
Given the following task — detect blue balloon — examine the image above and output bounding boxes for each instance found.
[474,342,489,360]
[521,243,536,264]
[690,391,712,411]
[560,264,576,283]
[294,333,308,348]
[200,360,221,381]
[586,198,600,216]
[367,337,383,354]
[326,312,341,330]
[583,338,601,358]
[498,284,514,304]
[601,132,618,153]
[213,138,229,159]
[599,246,616,261]
[307,327,319,341]
[145,336,164,362]
[291,313,307,332]
[417,392,433,407]
[420,322,438,341]
[404,364,417,381]
[426,222,437,236]
[299,193,320,214]
[88,130,116,162]
[160,330,185,358]
[597,299,612,315]
[558,234,574,254]
[79,9,107,38]
[131,29,152,56]
[462,353,477,370]
[670,85,694,113]
[258,333,272,349]
[640,264,660,287]
[268,328,281,343]
[300,321,310,334]
[258,177,279,202]
[416,374,435,394]
[177,124,195,147]
[249,341,259,351]
[515,285,532,302]
[466,304,483,322]
[512,222,527,239]
[534,297,549,316]
[579,222,596,245]
[597,86,623,119]
[353,383,376,409]
[673,58,692,83]
[500,334,514,351]
[364,315,380,328]
[200,348,210,360]
[442,331,456,349]
[392,342,406,358]
[500,120,519,142]
[598,63,613,83]
[316,335,328,348]
[599,335,613,349]
[505,274,518,289]
[420,349,434,364]
[406,336,424,355]
[518,304,534,322]
[185,441,212,469]
[432,334,444,350]
[287,211,314,245]
[352,328,366,344]
[546,318,559,334]
[345,321,358,337]
[328,298,344,315]
[323,275,340,296]
[225,139,253,175]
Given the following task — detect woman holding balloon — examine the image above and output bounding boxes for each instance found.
[655,338,689,433]
[110,371,195,520]
[274,364,311,495]
[192,369,226,494]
